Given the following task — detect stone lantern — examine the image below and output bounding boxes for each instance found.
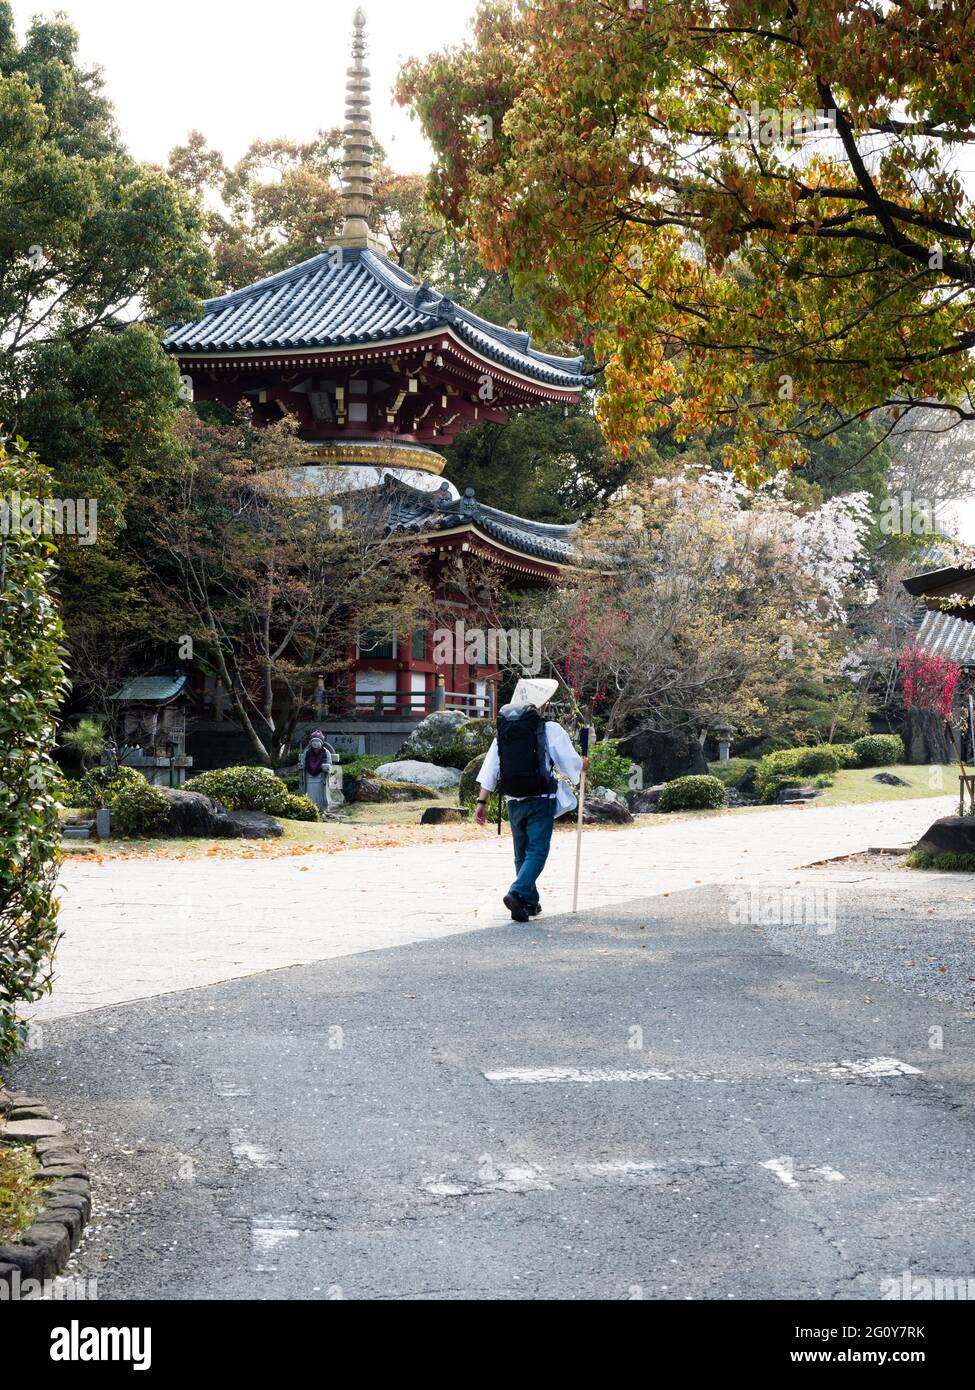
[713,720,735,762]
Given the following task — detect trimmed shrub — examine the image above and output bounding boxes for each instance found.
[755,746,842,803]
[658,774,726,812]
[281,792,320,822]
[707,757,758,787]
[0,439,69,1061]
[853,734,904,768]
[338,754,386,779]
[110,780,171,838]
[587,738,632,794]
[51,774,90,809]
[184,766,291,815]
[812,773,834,789]
[80,764,145,810]
[906,849,975,873]
[830,743,860,769]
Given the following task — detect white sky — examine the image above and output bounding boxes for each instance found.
[10,0,479,172]
[10,0,975,539]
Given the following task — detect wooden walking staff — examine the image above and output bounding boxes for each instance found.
[572,712,591,913]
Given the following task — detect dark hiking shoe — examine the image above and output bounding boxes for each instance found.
[504,891,531,923]
[527,902,542,917]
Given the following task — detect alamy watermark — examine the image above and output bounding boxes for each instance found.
[1,1271,98,1301]
[432,620,542,675]
[881,1270,975,1300]
[728,884,837,936]
[1,492,98,546]
[729,101,837,147]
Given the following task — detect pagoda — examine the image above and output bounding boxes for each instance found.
[164,8,590,755]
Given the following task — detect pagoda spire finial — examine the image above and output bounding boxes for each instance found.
[337,7,380,249]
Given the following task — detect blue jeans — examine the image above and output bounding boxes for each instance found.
[507,796,557,906]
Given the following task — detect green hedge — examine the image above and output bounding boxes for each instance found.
[337,754,386,779]
[906,849,975,873]
[658,775,726,812]
[184,766,291,815]
[52,774,89,809]
[852,734,904,768]
[281,792,320,822]
[707,757,757,787]
[587,738,632,794]
[755,746,842,803]
[0,439,69,1062]
[79,764,145,810]
[110,779,171,837]
[829,743,861,769]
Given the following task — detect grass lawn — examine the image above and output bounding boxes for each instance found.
[815,764,957,808]
[56,762,960,858]
[58,796,483,860]
[0,1143,41,1243]
[629,763,958,823]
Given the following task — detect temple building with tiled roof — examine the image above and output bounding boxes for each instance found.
[164,8,587,497]
[163,9,589,752]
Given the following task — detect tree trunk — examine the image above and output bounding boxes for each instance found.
[903,708,952,765]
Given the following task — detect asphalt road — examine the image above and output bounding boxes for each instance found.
[10,880,975,1301]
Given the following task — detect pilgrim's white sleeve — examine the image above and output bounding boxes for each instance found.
[546,723,584,784]
[477,739,500,792]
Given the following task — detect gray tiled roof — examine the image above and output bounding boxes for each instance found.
[360,476,578,566]
[111,675,187,703]
[916,609,975,666]
[165,247,589,390]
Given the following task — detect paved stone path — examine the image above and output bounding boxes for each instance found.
[38,796,953,1021]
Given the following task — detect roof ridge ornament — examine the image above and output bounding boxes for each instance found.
[336,9,384,252]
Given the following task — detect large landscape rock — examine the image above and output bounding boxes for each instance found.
[582,796,634,825]
[355,774,438,803]
[618,725,708,787]
[160,788,224,837]
[627,785,666,814]
[375,759,462,790]
[734,765,758,799]
[776,787,821,804]
[590,785,626,804]
[913,816,975,858]
[212,809,284,839]
[396,710,467,759]
[420,807,470,824]
[396,711,494,769]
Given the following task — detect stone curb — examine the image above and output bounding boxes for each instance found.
[0,1085,91,1294]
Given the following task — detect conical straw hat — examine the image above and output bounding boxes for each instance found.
[510,678,559,710]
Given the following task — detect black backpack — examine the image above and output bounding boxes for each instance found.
[497,706,557,799]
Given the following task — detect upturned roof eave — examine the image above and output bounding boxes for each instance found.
[167,324,588,396]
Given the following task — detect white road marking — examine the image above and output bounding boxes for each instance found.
[211,1072,253,1097]
[485,1067,678,1084]
[812,1166,846,1182]
[486,1057,924,1085]
[583,1160,662,1174]
[251,1219,300,1258]
[826,1057,922,1078]
[232,1139,276,1170]
[760,1157,799,1188]
[424,1163,553,1196]
[761,1158,847,1188]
